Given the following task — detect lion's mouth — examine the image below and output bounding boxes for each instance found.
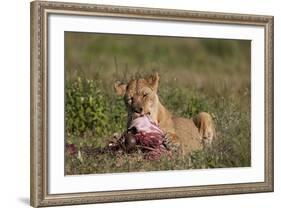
[133,111,150,118]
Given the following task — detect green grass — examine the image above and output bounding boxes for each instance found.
[65,32,251,175]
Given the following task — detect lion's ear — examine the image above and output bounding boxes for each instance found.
[114,81,127,96]
[147,72,160,91]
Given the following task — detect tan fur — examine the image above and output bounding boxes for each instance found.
[193,112,216,147]
[114,73,215,155]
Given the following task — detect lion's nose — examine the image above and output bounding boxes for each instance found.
[134,107,143,114]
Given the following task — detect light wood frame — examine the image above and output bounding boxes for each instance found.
[30,1,274,207]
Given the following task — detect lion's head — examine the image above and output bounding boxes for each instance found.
[114,73,160,126]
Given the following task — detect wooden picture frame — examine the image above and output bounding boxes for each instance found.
[30,1,273,207]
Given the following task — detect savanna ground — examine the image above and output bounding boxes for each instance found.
[65,32,251,175]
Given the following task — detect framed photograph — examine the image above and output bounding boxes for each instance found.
[30,1,274,207]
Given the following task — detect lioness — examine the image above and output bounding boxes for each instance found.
[114,73,215,155]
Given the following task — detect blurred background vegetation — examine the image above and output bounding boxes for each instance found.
[65,32,251,175]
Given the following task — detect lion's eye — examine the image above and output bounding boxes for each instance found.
[127,96,133,103]
[143,93,148,98]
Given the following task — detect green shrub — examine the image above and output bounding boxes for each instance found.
[66,77,127,138]
[66,77,109,136]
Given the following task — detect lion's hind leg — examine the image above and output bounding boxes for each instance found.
[193,112,216,147]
